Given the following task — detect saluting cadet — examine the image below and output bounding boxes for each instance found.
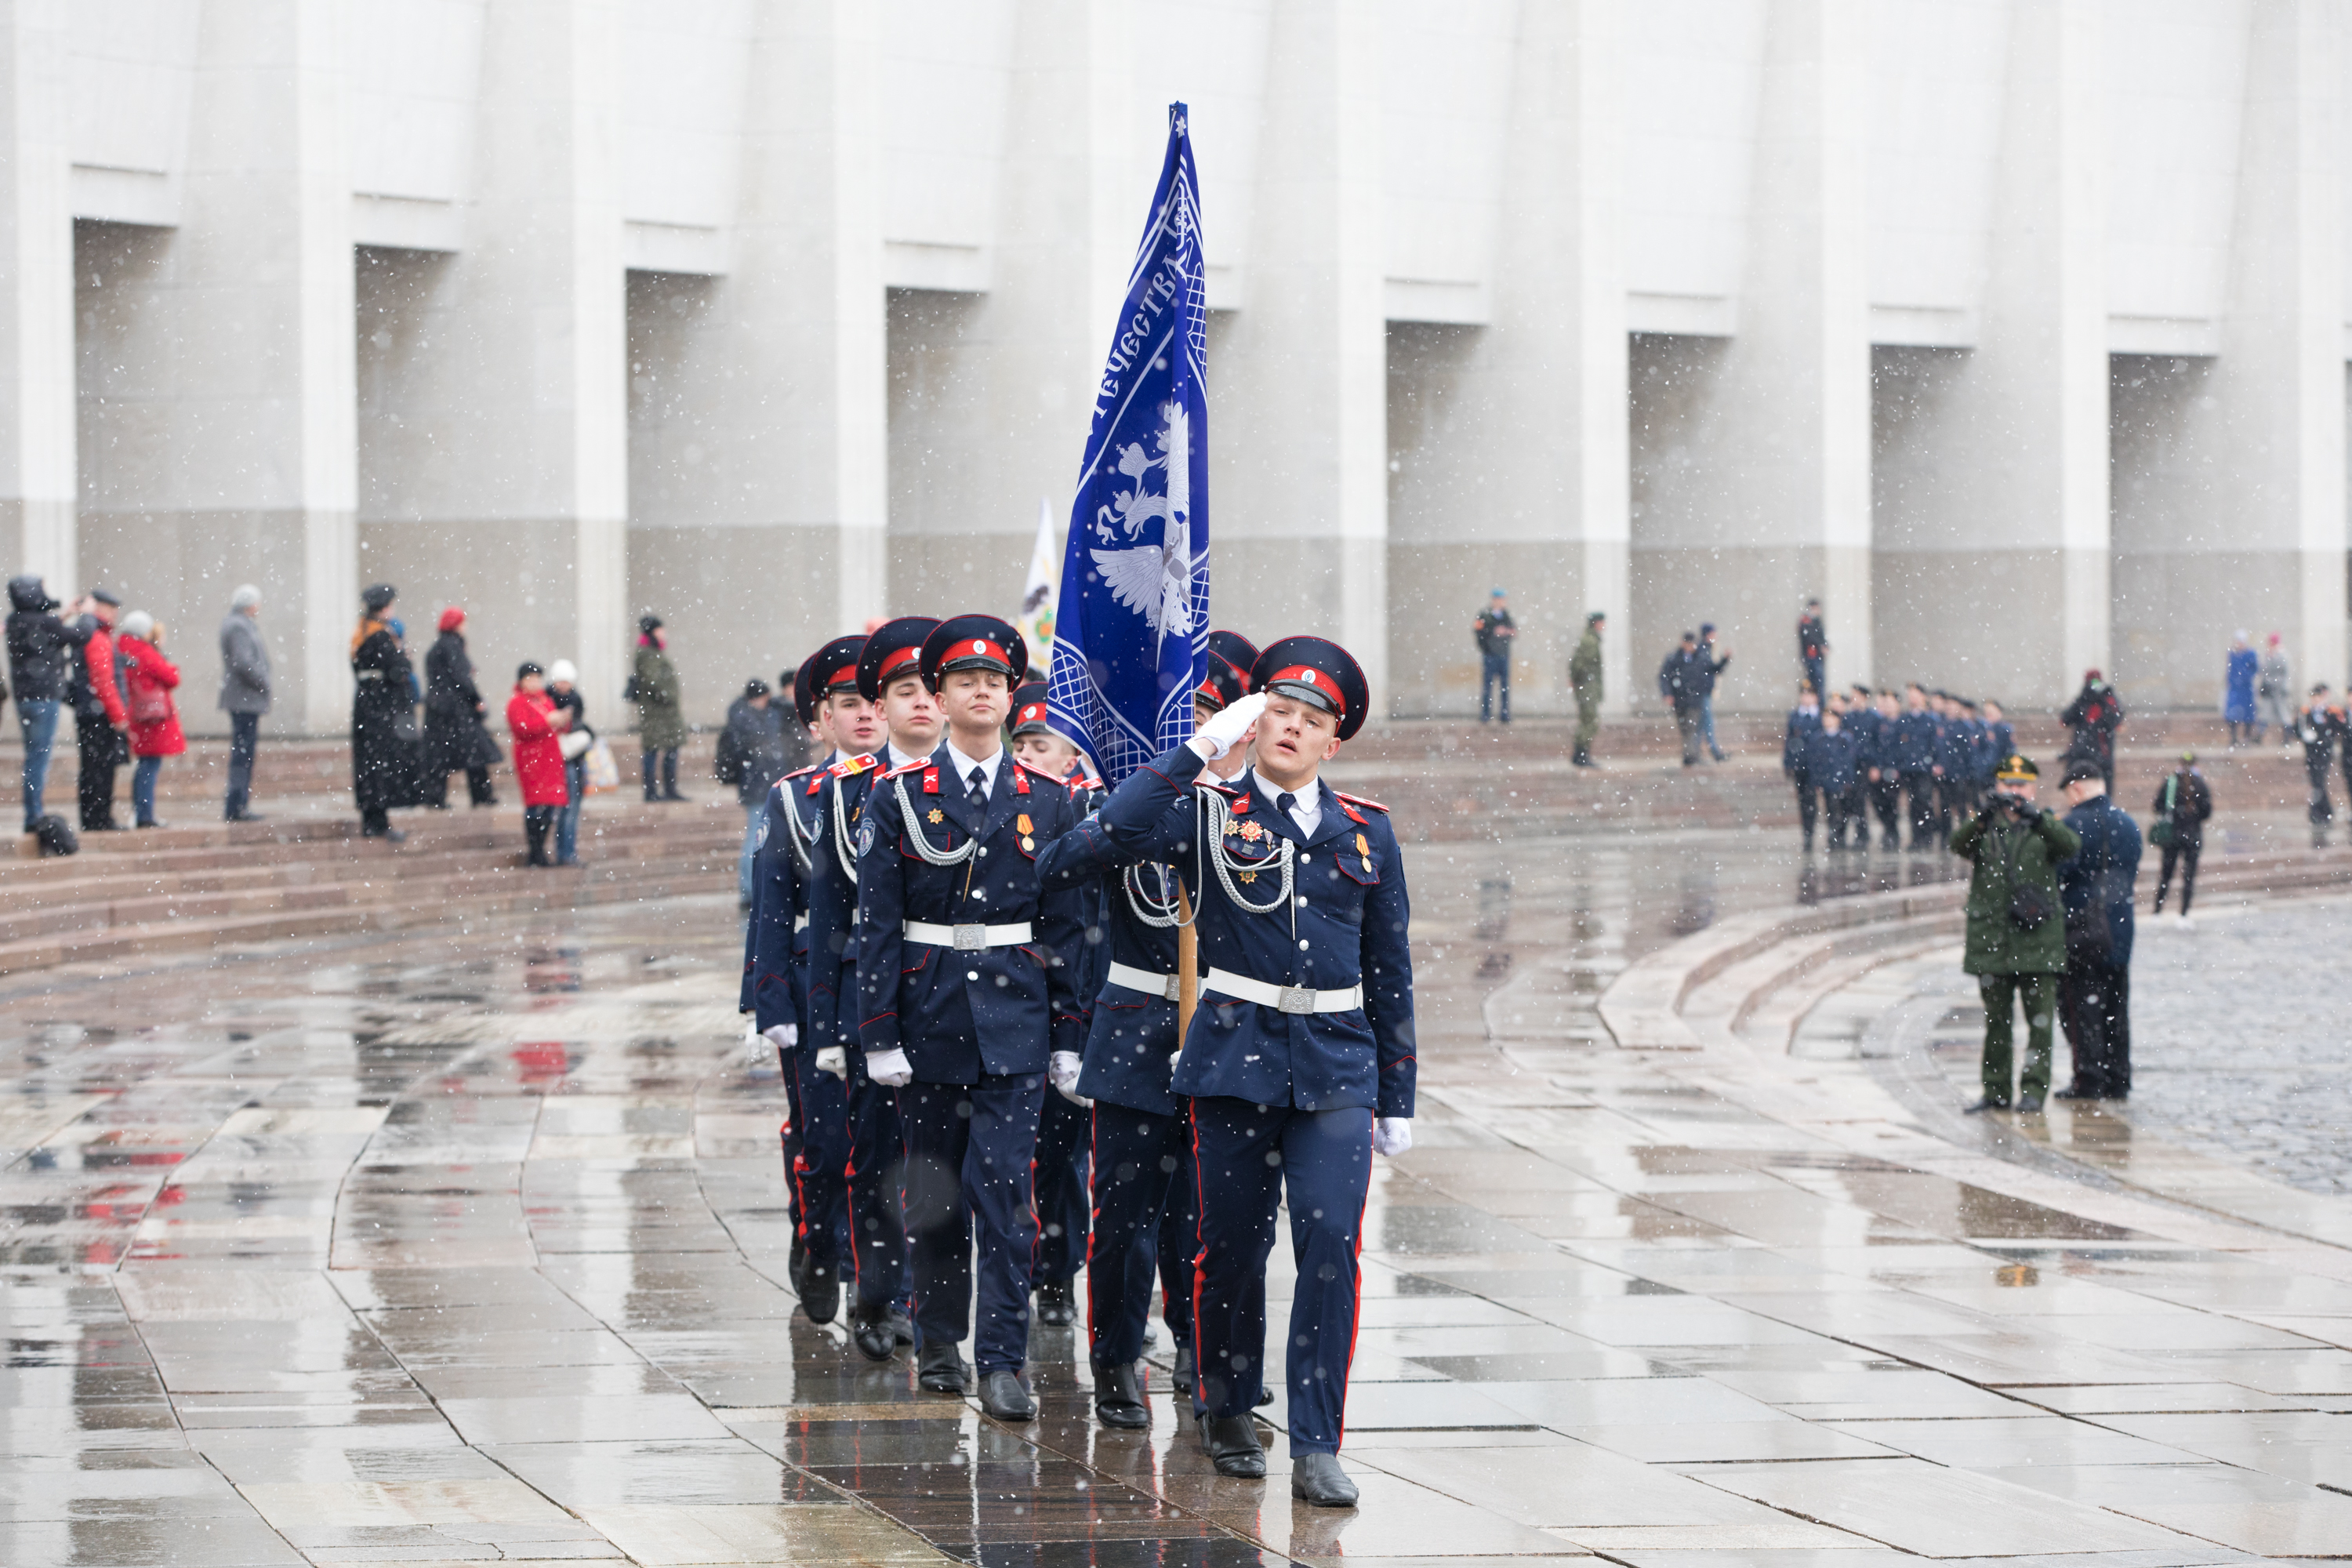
[855,615,1090,1421]
[806,616,943,1360]
[1005,682,1096,1330]
[1081,637,1414,1510]
[1036,628,1259,1430]
[740,634,880,1323]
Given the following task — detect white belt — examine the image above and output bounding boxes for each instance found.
[1105,961,1179,1002]
[1202,967,1363,1016]
[793,914,809,933]
[903,920,1034,952]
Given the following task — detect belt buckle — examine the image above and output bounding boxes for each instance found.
[952,924,986,952]
[1277,985,1315,1015]
[1163,975,1181,1003]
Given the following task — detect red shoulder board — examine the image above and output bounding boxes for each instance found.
[1078,772,1104,791]
[784,764,821,781]
[1011,765,1031,795]
[880,757,927,780]
[921,765,941,794]
[1196,775,1246,801]
[1335,791,1388,822]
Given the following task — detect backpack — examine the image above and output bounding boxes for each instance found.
[32,814,77,857]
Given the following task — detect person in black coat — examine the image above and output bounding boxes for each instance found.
[350,584,417,840]
[2151,752,2213,918]
[6,574,93,833]
[423,608,496,808]
[1781,686,1823,850]
[2059,671,2124,793]
[2055,760,2142,1101]
[1808,710,1862,849]
[2299,687,2341,846]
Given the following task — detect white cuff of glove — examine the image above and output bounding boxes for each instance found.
[1373,1116,1413,1157]
[1168,1048,1185,1075]
[865,1047,913,1087]
[1188,691,1267,760]
[815,1045,847,1080]
[1048,1050,1083,1093]
[762,1022,798,1051]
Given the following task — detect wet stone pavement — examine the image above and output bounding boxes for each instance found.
[3,832,2351,1565]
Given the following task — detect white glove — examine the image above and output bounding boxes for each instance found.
[866,1047,913,1087]
[815,1045,847,1080]
[1373,1117,1413,1157]
[1168,1048,1184,1075]
[1050,1050,1091,1107]
[762,1022,798,1051]
[1189,691,1267,760]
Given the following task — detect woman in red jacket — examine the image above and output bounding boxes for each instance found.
[116,612,184,829]
[506,662,574,867]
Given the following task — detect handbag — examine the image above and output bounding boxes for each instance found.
[2149,776,2178,849]
[126,674,169,724]
[559,728,593,761]
[583,737,619,793]
[1998,818,2054,933]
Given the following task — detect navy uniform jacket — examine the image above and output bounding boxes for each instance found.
[2058,798,2142,965]
[1988,720,2015,768]
[1931,716,1968,779]
[1083,743,1415,1119]
[1036,821,1185,1116]
[795,753,890,1054]
[1849,709,1887,775]
[742,764,826,1032]
[1892,709,1937,773]
[1781,708,1821,779]
[854,745,1088,1081]
[1804,728,1860,797]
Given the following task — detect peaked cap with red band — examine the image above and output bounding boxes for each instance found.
[920,614,1028,687]
[795,634,868,728]
[1251,635,1370,742]
[1008,681,1054,737]
[855,616,942,701]
[1196,630,1260,713]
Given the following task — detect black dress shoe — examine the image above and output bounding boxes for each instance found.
[799,1263,840,1326]
[850,1304,896,1363]
[1035,1279,1076,1327]
[2016,1094,2045,1113]
[2053,1085,2103,1100]
[978,1369,1036,1421]
[916,1341,971,1394]
[1094,1360,1149,1428]
[1170,1344,1194,1396]
[1961,1097,2007,1114]
[1290,1453,1359,1508]
[1197,1414,1265,1479]
[890,1311,915,1346]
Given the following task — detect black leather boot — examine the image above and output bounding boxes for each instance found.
[1290,1452,1359,1508]
[1197,1414,1265,1479]
[916,1341,971,1395]
[978,1369,1036,1421]
[1035,1279,1076,1327]
[850,1303,896,1363]
[1094,1360,1149,1429]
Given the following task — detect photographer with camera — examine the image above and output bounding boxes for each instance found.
[1949,754,2080,1114]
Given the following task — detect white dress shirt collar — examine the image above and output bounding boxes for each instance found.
[944,738,1004,800]
[1253,771,1323,838]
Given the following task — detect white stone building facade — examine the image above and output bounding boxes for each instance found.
[1,0,2345,730]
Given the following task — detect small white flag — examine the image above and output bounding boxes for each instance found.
[1017,496,1058,671]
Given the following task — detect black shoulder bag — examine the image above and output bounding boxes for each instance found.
[2000,818,2054,934]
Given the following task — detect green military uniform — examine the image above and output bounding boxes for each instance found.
[1569,619,1604,768]
[1949,768,2080,1109]
[633,641,686,750]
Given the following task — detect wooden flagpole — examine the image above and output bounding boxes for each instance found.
[1177,885,1199,1036]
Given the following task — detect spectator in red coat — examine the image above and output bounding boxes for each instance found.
[115,612,183,830]
[506,662,574,868]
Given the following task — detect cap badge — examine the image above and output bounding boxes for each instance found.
[972,640,987,655]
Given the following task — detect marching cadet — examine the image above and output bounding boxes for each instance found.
[1863,688,1903,851]
[806,616,944,1359]
[854,615,1089,1421]
[1081,636,1414,1510]
[740,633,884,1324]
[1893,684,1940,850]
[1036,628,1259,1431]
[1005,683,1095,1330]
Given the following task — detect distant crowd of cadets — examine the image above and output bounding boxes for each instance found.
[1783,684,2016,852]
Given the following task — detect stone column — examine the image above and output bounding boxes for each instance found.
[78,0,356,735]
[1387,0,1628,717]
[1871,0,2106,708]
[0,0,71,591]
[1215,0,1388,708]
[886,0,1131,622]
[357,0,628,715]
[1631,0,1868,710]
[628,0,886,692]
[2113,0,2344,704]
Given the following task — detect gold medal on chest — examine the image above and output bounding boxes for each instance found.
[927,808,943,825]
[1021,837,1035,851]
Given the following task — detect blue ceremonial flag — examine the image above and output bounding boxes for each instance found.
[1047,103,1209,786]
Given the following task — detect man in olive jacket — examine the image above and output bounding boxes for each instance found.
[1570,612,1605,768]
[1949,753,2081,1113]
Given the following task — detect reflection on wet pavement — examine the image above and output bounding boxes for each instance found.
[5,831,2352,1563]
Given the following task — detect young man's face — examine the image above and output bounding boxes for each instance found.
[1984,702,2002,722]
[937,670,1010,736]
[1011,731,1080,776]
[879,676,942,753]
[824,691,883,754]
[1822,713,1841,735]
[1255,694,1341,782]
[1906,687,1926,710]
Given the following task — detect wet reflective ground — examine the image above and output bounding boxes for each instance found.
[4,832,2350,1563]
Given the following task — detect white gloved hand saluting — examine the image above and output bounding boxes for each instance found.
[865,1047,913,1087]
[1049,1049,1091,1107]
[1189,691,1267,760]
[815,1045,847,1080]
[1373,1117,1413,1158]
[762,1022,798,1051]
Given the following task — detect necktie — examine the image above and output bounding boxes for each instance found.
[1277,791,1298,832]
[967,767,988,817]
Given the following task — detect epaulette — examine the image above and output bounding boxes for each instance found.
[784,764,822,781]
[829,753,878,778]
[1335,790,1388,823]
[882,757,928,779]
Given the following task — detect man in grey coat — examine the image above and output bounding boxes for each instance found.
[219,585,271,822]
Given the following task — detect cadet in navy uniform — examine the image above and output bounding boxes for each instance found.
[806,616,942,1360]
[1083,637,1413,1509]
[740,633,878,1323]
[1036,628,1260,1430]
[1005,683,1095,1330]
[854,615,1089,1421]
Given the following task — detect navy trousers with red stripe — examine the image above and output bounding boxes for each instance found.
[1084,1101,1196,1368]
[898,1074,1044,1373]
[844,1063,909,1315]
[1033,1090,1091,1283]
[789,1050,851,1276]
[1189,1098,1372,1456]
